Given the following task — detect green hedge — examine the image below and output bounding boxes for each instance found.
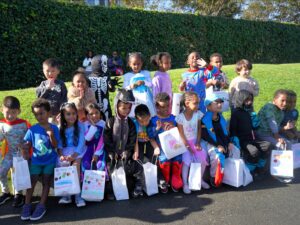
[1,0,300,90]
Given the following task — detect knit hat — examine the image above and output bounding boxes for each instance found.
[115,89,135,103]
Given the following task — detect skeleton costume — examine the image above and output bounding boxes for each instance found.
[89,54,117,120]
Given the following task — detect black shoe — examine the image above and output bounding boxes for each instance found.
[12,194,25,208]
[0,193,13,205]
[210,177,217,188]
[106,193,115,201]
[132,186,143,198]
[159,183,169,194]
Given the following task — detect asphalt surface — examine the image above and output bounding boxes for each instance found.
[0,169,299,225]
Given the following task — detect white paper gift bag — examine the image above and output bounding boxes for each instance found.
[172,93,183,116]
[223,158,243,187]
[81,170,106,202]
[142,162,158,196]
[111,166,129,201]
[188,162,201,191]
[54,166,80,196]
[241,160,253,186]
[12,157,31,191]
[291,143,300,169]
[270,150,294,178]
[158,127,187,159]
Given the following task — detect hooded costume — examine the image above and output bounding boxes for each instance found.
[104,89,143,196]
[230,90,271,172]
[89,54,121,120]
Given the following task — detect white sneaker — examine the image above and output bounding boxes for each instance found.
[183,184,191,194]
[75,194,86,207]
[58,196,72,204]
[201,180,210,189]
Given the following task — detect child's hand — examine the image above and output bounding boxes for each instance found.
[66,155,74,162]
[46,79,55,89]
[156,120,162,131]
[79,89,85,99]
[197,58,207,68]
[164,122,174,131]
[136,80,145,86]
[217,145,226,153]
[133,151,139,160]
[60,155,66,161]
[154,147,160,156]
[186,144,193,153]
[92,155,99,162]
[284,121,295,130]
[179,81,186,91]
[195,143,202,151]
[20,148,30,160]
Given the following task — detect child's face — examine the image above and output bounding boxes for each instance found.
[207,100,223,113]
[73,74,87,90]
[185,96,199,112]
[287,96,297,110]
[32,107,50,125]
[87,108,101,124]
[112,51,118,57]
[273,94,287,110]
[210,56,223,69]
[238,67,251,78]
[63,107,77,126]
[187,53,200,69]
[117,102,131,117]
[43,64,59,80]
[136,115,151,127]
[129,57,142,74]
[160,56,171,72]
[2,106,20,122]
[156,101,170,118]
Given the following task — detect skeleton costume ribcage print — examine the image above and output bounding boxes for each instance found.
[89,54,112,120]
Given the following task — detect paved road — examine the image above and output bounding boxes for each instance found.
[1,169,300,225]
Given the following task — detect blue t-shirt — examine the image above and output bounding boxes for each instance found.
[148,115,176,146]
[24,123,59,165]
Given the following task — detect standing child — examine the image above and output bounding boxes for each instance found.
[82,103,106,178]
[151,52,173,101]
[179,51,217,113]
[57,102,86,207]
[108,51,124,76]
[21,99,60,221]
[36,58,67,123]
[280,90,300,142]
[176,92,209,194]
[89,54,120,120]
[229,59,259,110]
[68,70,97,122]
[0,96,30,207]
[230,90,271,176]
[104,89,144,198]
[123,52,152,90]
[257,89,289,148]
[148,93,183,193]
[206,53,229,91]
[201,93,240,187]
[82,50,94,76]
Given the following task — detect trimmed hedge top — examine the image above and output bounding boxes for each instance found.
[1,0,299,90]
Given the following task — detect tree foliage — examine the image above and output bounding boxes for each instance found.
[242,0,300,24]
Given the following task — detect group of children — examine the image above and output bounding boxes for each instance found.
[0,51,299,221]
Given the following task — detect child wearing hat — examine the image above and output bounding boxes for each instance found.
[201,93,240,187]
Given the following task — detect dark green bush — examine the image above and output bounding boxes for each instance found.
[1,0,299,90]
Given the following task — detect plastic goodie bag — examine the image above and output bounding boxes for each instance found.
[291,143,300,169]
[81,170,106,202]
[111,164,129,201]
[137,160,158,196]
[158,127,187,159]
[54,166,80,196]
[188,162,201,191]
[222,158,244,187]
[12,157,31,191]
[270,149,294,178]
[172,93,183,116]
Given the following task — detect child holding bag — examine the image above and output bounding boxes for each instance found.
[57,102,86,207]
[176,92,209,194]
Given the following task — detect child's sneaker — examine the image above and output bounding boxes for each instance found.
[20,203,32,221]
[132,186,144,198]
[159,182,169,194]
[201,180,211,189]
[75,194,86,207]
[171,186,179,193]
[12,194,25,208]
[58,196,72,204]
[183,185,191,194]
[210,177,217,188]
[30,203,46,221]
[0,192,13,205]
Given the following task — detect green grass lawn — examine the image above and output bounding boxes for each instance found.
[0,63,300,127]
